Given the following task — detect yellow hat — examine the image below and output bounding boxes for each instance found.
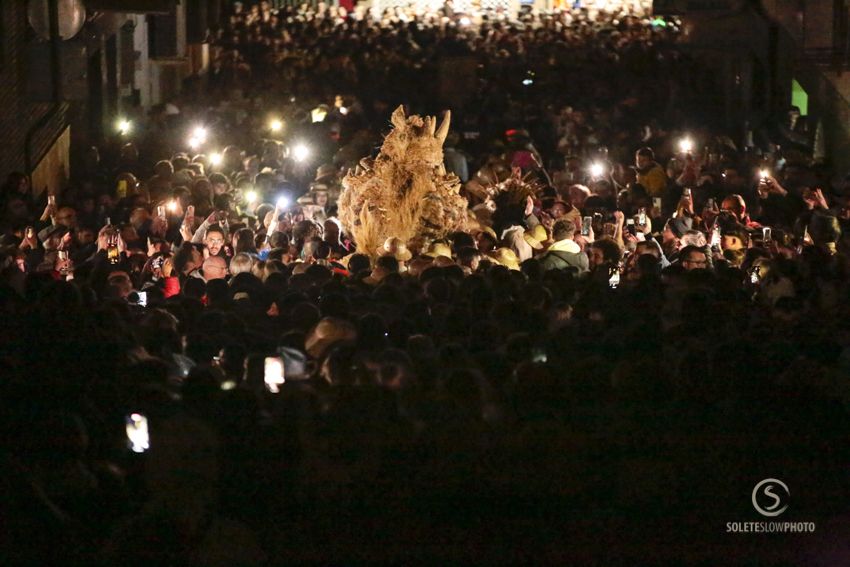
[423,241,453,259]
[489,247,521,270]
[363,265,391,286]
[305,317,358,359]
[480,226,498,241]
[523,224,549,250]
[376,236,412,262]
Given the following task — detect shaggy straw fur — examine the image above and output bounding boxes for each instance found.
[338,106,469,258]
[490,167,540,205]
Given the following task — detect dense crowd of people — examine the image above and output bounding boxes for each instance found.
[2,1,850,564]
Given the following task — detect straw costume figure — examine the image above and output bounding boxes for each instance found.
[337,106,469,258]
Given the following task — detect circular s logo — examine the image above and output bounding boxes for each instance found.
[752,478,789,517]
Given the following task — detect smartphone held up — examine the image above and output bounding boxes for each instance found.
[126,413,150,453]
[264,356,285,393]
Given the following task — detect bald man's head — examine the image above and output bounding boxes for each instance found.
[203,256,228,281]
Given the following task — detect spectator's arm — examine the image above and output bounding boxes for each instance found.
[162,258,180,298]
[612,211,625,249]
[191,218,211,244]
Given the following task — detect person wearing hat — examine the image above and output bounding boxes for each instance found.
[422,241,453,261]
[377,237,412,269]
[488,247,521,270]
[523,224,550,255]
[305,317,358,360]
[492,190,536,263]
[314,163,341,205]
[539,220,589,273]
[315,163,338,184]
[306,184,332,223]
[297,191,328,225]
[363,255,399,285]
[473,226,498,253]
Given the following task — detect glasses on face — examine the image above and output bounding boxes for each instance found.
[207,238,225,245]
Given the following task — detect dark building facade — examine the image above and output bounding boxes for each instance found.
[1,0,213,197]
[0,1,71,189]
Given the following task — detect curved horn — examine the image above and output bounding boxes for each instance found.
[427,116,436,137]
[390,105,406,129]
[435,110,451,143]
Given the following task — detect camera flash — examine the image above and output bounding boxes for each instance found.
[292,144,310,163]
[589,162,604,177]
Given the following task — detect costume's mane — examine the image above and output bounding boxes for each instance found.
[337,106,469,257]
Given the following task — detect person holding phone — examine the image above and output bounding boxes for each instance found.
[634,147,668,198]
[721,194,761,229]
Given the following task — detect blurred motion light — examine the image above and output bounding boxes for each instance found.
[192,126,208,143]
[311,107,327,123]
[292,144,310,163]
[589,162,605,178]
[117,119,132,135]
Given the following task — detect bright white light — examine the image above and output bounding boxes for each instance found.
[167,200,178,212]
[679,138,693,153]
[209,152,223,166]
[522,79,533,86]
[187,136,201,150]
[460,16,471,26]
[339,106,349,115]
[292,144,310,163]
[126,413,149,453]
[311,107,327,123]
[759,168,769,179]
[277,196,289,208]
[269,119,283,133]
[245,190,258,204]
[117,119,132,135]
[589,162,605,178]
[264,357,285,393]
[192,126,208,143]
